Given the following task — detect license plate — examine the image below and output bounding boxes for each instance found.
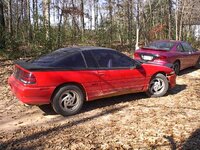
[142,55,153,61]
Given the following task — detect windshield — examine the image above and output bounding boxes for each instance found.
[144,41,175,50]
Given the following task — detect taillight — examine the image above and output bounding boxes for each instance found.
[155,55,167,61]
[134,53,140,58]
[20,71,36,84]
[14,66,36,84]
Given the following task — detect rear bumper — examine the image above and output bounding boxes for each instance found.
[8,75,55,105]
[167,73,176,88]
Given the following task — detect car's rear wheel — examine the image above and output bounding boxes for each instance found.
[194,57,200,69]
[146,73,169,97]
[52,85,84,116]
[173,61,180,75]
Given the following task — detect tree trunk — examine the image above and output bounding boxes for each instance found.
[135,0,140,50]
[175,0,178,40]
[94,0,99,29]
[48,0,51,37]
[43,0,49,39]
[24,0,29,43]
[36,0,39,29]
[8,0,13,35]
[127,0,133,50]
[179,4,184,40]
[81,0,84,31]
[28,0,33,41]
[0,0,5,48]
[168,0,172,39]
[57,0,65,47]
[108,0,113,45]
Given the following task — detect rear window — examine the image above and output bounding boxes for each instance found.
[32,50,86,69]
[32,49,74,65]
[144,41,175,50]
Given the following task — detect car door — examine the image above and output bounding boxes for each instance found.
[108,51,146,93]
[181,42,199,67]
[90,49,123,96]
[77,51,103,100]
[91,49,146,96]
[176,43,189,69]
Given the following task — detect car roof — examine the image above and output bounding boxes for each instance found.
[55,46,115,53]
[152,40,183,44]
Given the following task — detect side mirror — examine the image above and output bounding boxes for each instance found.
[130,63,141,69]
[135,63,142,69]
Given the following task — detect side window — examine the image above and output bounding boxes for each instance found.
[53,52,86,68]
[177,44,184,52]
[91,50,111,68]
[181,43,193,52]
[109,51,134,68]
[82,51,98,68]
[92,50,134,68]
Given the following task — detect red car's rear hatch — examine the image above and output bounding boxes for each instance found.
[14,60,60,84]
[15,60,55,71]
[135,47,168,61]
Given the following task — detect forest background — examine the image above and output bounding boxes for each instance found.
[0,0,199,59]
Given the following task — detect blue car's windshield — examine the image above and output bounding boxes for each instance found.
[144,41,175,50]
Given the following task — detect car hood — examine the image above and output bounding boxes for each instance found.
[140,62,174,75]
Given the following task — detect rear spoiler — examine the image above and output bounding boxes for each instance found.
[142,47,169,51]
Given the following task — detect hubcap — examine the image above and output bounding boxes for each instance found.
[150,78,165,95]
[59,90,79,111]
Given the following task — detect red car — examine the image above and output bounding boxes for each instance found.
[134,40,200,74]
[8,47,176,116]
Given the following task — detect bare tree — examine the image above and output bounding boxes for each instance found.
[135,0,140,50]
[81,0,84,31]
[168,0,172,39]
[108,0,113,44]
[0,0,5,48]
[43,0,50,39]
[8,0,13,35]
[127,0,133,49]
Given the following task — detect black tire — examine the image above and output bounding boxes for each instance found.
[173,61,180,75]
[146,73,169,97]
[194,57,200,69]
[51,85,84,116]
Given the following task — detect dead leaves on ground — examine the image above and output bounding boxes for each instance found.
[0,60,200,149]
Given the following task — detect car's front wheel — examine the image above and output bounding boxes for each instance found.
[146,73,169,97]
[52,85,84,116]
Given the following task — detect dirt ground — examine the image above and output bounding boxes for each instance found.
[0,60,200,150]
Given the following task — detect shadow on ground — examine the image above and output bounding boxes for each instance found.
[0,105,126,149]
[149,128,200,149]
[182,128,200,149]
[39,82,187,116]
[178,67,198,76]
[39,92,147,116]
[168,84,187,95]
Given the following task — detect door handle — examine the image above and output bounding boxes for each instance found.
[99,73,105,76]
[98,71,105,76]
